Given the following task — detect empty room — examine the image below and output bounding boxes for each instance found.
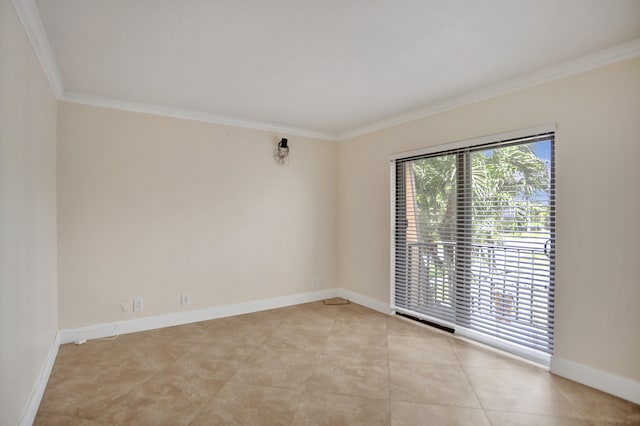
[2,0,639,425]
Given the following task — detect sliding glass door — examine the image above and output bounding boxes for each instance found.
[393,131,555,358]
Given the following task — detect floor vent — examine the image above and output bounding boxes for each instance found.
[396,312,454,334]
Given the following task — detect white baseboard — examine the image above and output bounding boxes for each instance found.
[59,288,340,344]
[19,331,60,426]
[551,356,640,404]
[337,288,392,315]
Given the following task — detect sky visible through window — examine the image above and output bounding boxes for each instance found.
[531,140,552,203]
[480,140,552,203]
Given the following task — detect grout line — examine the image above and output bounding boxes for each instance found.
[541,376,592,422]
[186,313,290,425]
[286,303,337,425]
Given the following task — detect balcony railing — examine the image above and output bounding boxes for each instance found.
[402,240,552,331]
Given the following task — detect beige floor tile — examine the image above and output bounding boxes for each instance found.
[323,329,388,361]
[331,309,389,328]
[307,355,389,399]
[37,304,638,426]
[388,334,458,365]
[33,413,113,426]
[53,332,155,366]
[485,410,594,425]
[464,367,582,418]
[56,332,192,372]
[337,301,375,314]
[279,308,338,332]
[336,303,391,324]
[391,400,490,426]
[450,339,542,372]
[44,360,105,389]
[387,316,448,338]
[189,382,302,426]
[263,326,330,352]
[329,319,389,337]
[185,337,262,363]
[161,350,241,381]
[230,348,319,390]
[332,310,389,335]
[207,308,289,330]
[96,372,226,426]
[145,322,213,343]
[548,375,640,424]
[389,361,480,407]
[197,319,275,346]
[53,342,113,368]
[286,301,342,315]
[36,364,155,419]
[292,392,390,426]
[95,337,190,372]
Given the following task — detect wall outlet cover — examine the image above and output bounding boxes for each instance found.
[133,298,143,312]
[181,293,191,306]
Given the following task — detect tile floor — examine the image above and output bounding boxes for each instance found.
[35,300,640,425]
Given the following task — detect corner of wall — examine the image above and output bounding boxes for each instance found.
[18,333,60,426]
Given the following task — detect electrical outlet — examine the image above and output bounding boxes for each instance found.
[133,298,143,312]
[312,277,320,288]
[181,293,191,306]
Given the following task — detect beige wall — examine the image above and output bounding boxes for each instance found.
[338,57,640,381]
[57,103,338,328]
[0,1,59,424]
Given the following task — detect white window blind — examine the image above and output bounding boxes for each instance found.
[391,129,555,363]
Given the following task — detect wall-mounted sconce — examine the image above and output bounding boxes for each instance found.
[274,138,289,165]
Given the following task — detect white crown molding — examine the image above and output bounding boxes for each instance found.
[11,0,63,97]
[337,38,640,141]
[60,91,339,141]
[12,0,640,143]
[59,38,640,142]
[10,0,339,142]
[18,332,60,426]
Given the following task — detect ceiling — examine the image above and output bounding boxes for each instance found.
[32,0,640,139]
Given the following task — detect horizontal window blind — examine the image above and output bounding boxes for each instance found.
[392,131,555,361]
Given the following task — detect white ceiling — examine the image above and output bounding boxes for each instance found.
[32,0,640,139]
